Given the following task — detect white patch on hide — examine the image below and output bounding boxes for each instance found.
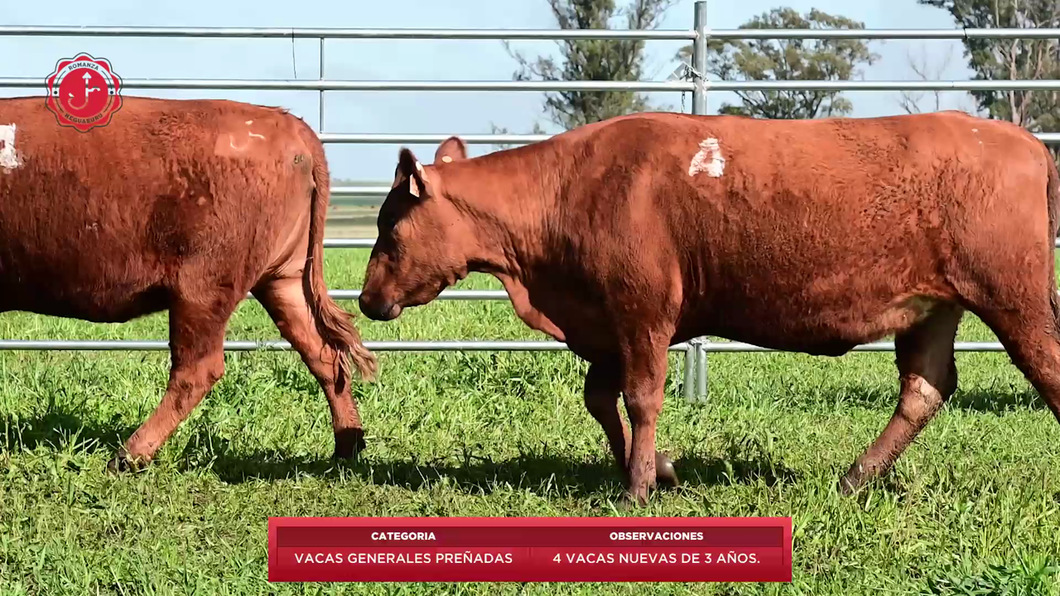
[441,155,453,163]
[688,137,725,178]
[248,132,265,140]
[245,120,254,125]
[0,124,22,171]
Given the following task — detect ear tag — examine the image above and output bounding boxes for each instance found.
[408,160,426,197]
[441,155,453,163]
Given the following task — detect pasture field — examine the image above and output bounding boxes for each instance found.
[326,195,383,238]
[2,246,1060,595]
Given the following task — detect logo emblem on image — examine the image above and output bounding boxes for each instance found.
[45,53,123,132]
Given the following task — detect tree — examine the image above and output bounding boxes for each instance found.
[503,0,677,131]
[897,43,957,114]
[895,43,981,115]
[918,0,1059,132]
[676,8,879,119]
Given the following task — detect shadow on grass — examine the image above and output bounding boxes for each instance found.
[0,405,802,497]
[949,387,1048,413]
[178,431,800,498]
[0,408,135,454]
[823,384,1048,413]
[0,406,800,497]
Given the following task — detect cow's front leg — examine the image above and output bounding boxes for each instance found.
[582,360,631,479]
[584,359,680,494]
[616,341,673,507]
[108,295,237,473]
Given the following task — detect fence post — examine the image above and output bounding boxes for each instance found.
[691,0,708,116]
[319,37,326,131]
[683,345,696,401]
[687,1,709,401]
[696,338,709,402]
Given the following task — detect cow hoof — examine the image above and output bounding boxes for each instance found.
[837,465,869,496]
[332,428,367,460]
[616,490,649,511]
[106,448,148,475]
[655,452,680,488]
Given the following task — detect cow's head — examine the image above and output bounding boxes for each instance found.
[359,136,471,321]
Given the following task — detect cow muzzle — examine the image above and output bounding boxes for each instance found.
[359,293,403,321]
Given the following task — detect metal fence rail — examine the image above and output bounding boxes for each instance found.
[3,25,1059,40]
[2,2,1058,403]
[319,132,1060,145]
[6,77,1060,92]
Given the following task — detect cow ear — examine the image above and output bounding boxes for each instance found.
[434,136,467,164]
[393,147,433,199]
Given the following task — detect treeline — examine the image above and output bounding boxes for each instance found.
[495,0,1058,154]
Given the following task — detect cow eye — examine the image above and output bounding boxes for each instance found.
[378,210,402,233]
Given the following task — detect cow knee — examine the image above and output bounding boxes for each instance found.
[204,356,225,386]
[171,353,225,393]
[583,392,613,421]
[898,374,947,423]
[582,362,620,419]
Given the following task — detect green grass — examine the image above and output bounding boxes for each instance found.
[2,248,1060,595]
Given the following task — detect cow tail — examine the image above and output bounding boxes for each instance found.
[303,137,379,384]
[1047,150,1060,331]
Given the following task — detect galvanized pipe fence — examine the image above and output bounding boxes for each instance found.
[2,0,1059,403]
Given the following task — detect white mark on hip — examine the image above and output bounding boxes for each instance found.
[0,124,22,171]
[688,137,725,178]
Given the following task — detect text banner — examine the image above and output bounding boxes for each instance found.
[268,517,792,583]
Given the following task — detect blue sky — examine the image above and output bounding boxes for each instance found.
[1,0,977,180]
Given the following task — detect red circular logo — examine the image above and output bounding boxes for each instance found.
[45,53,123,132]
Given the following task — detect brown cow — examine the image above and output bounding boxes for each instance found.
[0,96,377,471]
[359,110,1060,507]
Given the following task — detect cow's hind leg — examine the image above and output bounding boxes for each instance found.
[252,277,366,459]
[108,295,238,472]
[973,302,1060,424]
[839,303,963,494]
[583,360,678,489]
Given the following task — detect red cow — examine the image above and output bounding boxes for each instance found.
[359,110,1060,506]
[0,96,377,471]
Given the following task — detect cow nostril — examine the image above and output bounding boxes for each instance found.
[358,292,401,321]
[358,293,380,317]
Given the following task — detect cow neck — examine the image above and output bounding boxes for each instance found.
[438,145,561,284]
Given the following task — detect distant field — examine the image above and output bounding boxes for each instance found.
[1,249,1060,594]
[326,190,383,239]
[326,182,385,237]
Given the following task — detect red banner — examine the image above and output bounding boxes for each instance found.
[268,517,792,583]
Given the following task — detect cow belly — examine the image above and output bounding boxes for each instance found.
[0,270,170,323]
[673,219,958,353]
[0,230,177,322]
[682,288,945,356]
